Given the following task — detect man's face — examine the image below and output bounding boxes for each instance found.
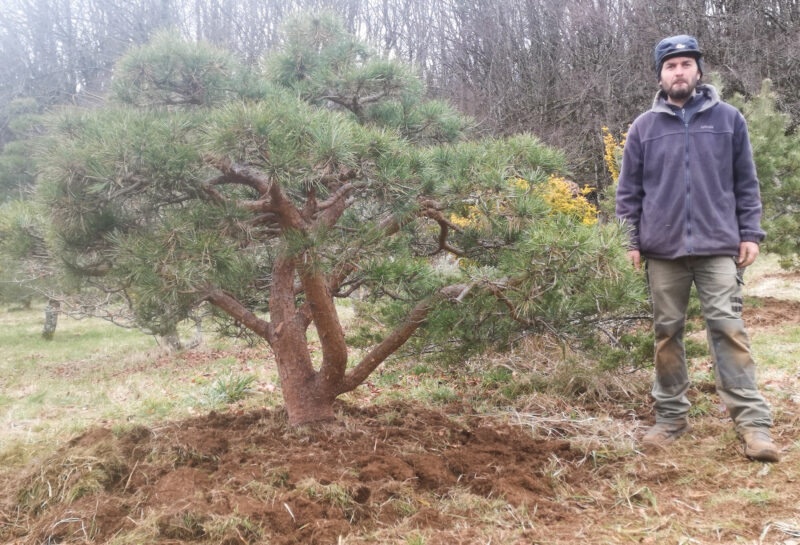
[659,56,701,102]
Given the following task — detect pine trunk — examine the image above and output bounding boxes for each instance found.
[271,298,338,426]
[42,298,60,340]
[281,370,337,426]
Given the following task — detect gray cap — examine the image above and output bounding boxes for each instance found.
[654,35,703,78]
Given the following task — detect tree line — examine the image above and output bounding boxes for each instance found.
[3,0,800,185]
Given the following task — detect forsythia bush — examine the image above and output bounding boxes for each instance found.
[450,175,597,228]
[539,176,597,225]
[602,126,625,184]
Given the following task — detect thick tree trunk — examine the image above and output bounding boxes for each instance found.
[42,298,60,340]
[270,256,338,425]
[276,350,337,426]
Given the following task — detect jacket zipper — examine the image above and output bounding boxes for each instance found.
[683,108,693,255]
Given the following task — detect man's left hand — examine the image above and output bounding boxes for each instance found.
[738,241,760,268]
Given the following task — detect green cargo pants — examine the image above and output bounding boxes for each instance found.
[646,256,772,433]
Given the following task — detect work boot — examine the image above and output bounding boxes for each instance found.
[641,421,692,450]
[741,429,780,462]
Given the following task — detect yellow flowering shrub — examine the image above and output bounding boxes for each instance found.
[510,177,529,191]
[539,176,598,225]
[448,175,598,229]
[450,205,482,228]
[602,126,626,183]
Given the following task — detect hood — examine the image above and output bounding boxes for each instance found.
[651,83,720,115]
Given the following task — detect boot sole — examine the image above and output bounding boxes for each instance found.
[745,446,780,463]
[642,424,692,450]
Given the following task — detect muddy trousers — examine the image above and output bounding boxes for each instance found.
[646,256,772,433]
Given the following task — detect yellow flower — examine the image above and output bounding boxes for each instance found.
[602,126,626,184]
[539,175,598,225]
[510,177,530,191]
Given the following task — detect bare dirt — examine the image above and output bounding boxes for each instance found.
[1,296,799,544]
[3,390,799,544]
[744,296,800,328]
[0,402,587,544]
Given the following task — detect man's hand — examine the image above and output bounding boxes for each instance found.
[738,241,760,268]
[627,249,641,270]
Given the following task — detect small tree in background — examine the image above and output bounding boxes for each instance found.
[730,80,800,268]
[0,99,46,313]
[0,200,45,310]
[0,98,41,202]
[35,14,644,425]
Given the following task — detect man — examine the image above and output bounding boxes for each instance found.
[616,35,779,462]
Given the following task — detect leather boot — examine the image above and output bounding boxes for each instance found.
[642,421,692,450]
[741,429,780,462]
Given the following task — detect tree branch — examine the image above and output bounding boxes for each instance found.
[298,263,349,385]
[337,284,465,394]
[207,156,306,231]
[203,155,272,196]
[204,285,274,344]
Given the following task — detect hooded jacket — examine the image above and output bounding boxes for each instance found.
[616,84,765,259]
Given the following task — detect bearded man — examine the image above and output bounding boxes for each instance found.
[616,35,779,462]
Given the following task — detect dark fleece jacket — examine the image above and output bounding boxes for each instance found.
[616,84,765,259]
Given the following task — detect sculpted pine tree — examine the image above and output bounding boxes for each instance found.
[36,17,642,425]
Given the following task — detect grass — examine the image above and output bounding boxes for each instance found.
[0,302,283,468]
[750,325,800,370]
[744,253,800,301]
[1,255,799,545]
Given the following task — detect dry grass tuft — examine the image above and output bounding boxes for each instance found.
[17,441,128,516]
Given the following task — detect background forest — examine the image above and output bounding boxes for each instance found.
[3,0,800,186]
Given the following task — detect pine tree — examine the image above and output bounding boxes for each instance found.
[0,98,44,310]
[730,80,800,268]
[35,15,643,425]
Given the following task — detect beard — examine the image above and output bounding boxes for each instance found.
[664,77,699,102]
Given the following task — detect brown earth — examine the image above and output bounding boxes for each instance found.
[744,296,800,328]
[3,392,798,545]
[1,295,798,544]
[0,402,585,545]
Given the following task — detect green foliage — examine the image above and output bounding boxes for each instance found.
[29,14,648,399]
[0,200,54,305]
[112,30,257,107]
[729,80,800,268]
[203,372,256,405]
[264,12,469,143]
[590,329,655,371]
[406,209,646,361]
[0,98,42,201]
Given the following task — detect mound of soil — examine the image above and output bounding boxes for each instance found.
[0,402,580,544]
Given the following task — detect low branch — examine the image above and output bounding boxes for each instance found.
[300,184,317,221]
[207,156,306,231]
[205,285,273,344]
[318,169,359,193]
[359,90,390,105]
[203,155,271,196]
[200,183,226,204]
[337,284,465,394]
[422,209,466,257]
[237,198,274,213]
[486,281,535,328]
[248,212,280,227]
[112,175,149,199]
[317,181,366,211]
[334,278,364,298]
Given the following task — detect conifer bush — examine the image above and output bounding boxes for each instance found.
[730,80,800,268]
[33,14,645,424]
